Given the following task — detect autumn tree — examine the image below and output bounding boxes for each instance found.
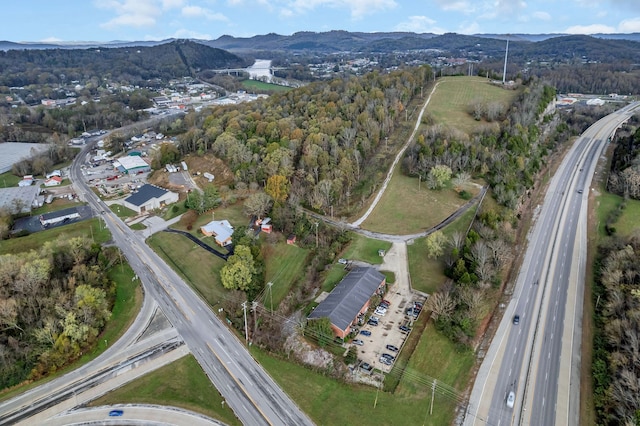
[243,192,273,218]
[425,230,448,259]
[265,175,290,205]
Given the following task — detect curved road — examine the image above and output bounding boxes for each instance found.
[465,102,640,426]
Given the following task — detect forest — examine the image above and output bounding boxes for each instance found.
[593,234,640,425]
[608,120,640,200]
[0,237,121,389]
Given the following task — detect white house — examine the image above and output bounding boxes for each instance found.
[122,184,178,214]
[44,176,63,186]
[200,219,234,246]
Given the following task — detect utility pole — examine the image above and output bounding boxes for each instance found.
[267,282,273,311]
[241,301,248,344]
[252,300,258,341]
[502,36,510,84]
[314,221,319,248]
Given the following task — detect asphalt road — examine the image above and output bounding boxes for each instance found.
[465,101,640,426]
[69,138,314,425]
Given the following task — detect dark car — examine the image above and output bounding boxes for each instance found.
[381,353,395,361]
[367,319,379,326]
[386,344,399,352]
[399,325,411,333]
[513,315,520,325]
[360,330,372,336]
[109,409,124,417]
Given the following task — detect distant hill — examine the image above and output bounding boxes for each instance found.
[0,39,249,86]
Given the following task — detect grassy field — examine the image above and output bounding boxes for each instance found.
[0,171,23,187]
[30,198,81,216]
[429,76,520,136]
[251,344,463,426]
[110,203,137,218]
[360,172,481,235]
[262,239,309,309]
[594,191,640,237]
[407,208,477,294]
[242,80,291,93]
[321,264,349,293]
[0,218,111,255]
[90,354,241,426]
[148,231,227,305]
[341,233,392,264]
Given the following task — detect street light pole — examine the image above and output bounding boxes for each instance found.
[314,222,319,248]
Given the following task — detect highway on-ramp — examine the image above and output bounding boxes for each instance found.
[465,102,640,426]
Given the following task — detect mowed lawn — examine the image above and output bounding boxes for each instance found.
[429,76,520,136]
[242,79,291,93]
[251,347,459,426]
[342,233,392,264]
[361,172,480,235]
[595,191,640,237]
[90,354,241,426]
[148,231,227,305]
[262,240,309,309]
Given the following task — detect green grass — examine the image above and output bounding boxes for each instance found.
[594,191,640,237]
[262,240,310,309]
[130,222,147,230]
[342,233,392,265]
[380,270,396,285]
[90,354,240,426]
[30,198,81,216]
[407,208,477,294]
[164,201,188,220]
[0,171,22,188]
[0,218,111,255]
[250,345,458,426]
[321,264,349,293]
[429,76,520,136]
[242,80,291,93]
[360,172,480,235]
[110,204,137,218]
[0,260,142,401]
[148,232,227,305]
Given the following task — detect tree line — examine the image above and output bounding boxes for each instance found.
[0,237,121,389]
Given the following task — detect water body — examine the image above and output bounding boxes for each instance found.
[246,59,272,82]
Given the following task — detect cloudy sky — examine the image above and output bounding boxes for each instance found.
[3,0,640,42]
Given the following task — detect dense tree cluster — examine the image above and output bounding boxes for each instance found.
[608,120,640,199]
[0,237,120,389]
[178,66,432,216]
[593,234,640,425]
[11,139,76,177]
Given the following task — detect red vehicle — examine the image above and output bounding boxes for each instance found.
[106,175,119,181]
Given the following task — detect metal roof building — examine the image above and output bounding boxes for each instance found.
[308,267,386,339]
[122,184,178,214]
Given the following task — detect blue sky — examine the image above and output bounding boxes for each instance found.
[3,0,640,42]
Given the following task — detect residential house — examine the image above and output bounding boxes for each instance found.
[122,184,178,214]
[44,176,63,186]
[201,219,234,246]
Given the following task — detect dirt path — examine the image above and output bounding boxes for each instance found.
[351,81,441,227]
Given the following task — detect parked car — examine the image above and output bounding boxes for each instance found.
[353,339,364,346]
[375,307,387,315]
[379,301,390,309]
[382,299,391,306]
[379,356,393,365]
[360,330,372,336]
[399,325,411,333]
[513,315,520,325]
[338,258,348,264]
[360,362,372,371]
[413,301,423,309]
[386,344,399,352]
[381,353,395,361]
[367,319,379,326]
[109,410,124,417]
[406,308,419,318]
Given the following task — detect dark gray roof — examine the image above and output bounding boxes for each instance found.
[40,207,79,220]
[308,267,385,331]
[124,184,167,206]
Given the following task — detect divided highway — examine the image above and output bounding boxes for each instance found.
[465,102,640,426]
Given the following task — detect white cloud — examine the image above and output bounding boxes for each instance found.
[458,21,480,35]
[96,0,164,29]
[287,0,397,19]
[564,23,616,34]
[618,17,640,32]
[40,37,64,43]
[434,0,474,13]
[279,8,294,18]
[532,11,551,21]
[394,16,445,34]
[181,5,228,21]
[226,0,244,4]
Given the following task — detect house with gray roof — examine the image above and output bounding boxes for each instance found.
[308,267,386,339]
[201,219,234,246]
[122,184,178,214]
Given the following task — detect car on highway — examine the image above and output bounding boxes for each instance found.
[506,391,515,408]
[513,315,520,325]
[352,339,364,346]
[360,330,372,336]
[386,344,399,352]
[577,189,583,194]
[109,409,124,417]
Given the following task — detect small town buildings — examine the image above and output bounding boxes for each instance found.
[40,207,80,227]
[287,235,296,245]
[46,170,61,179]
[201,219,234,246]
[307,267,386,339]
[0,186,41,213]
[44,176,63,186]
[18,175,34,187]
[122,184,178,214]
[113,155,151,174]
[259,217,272,233]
